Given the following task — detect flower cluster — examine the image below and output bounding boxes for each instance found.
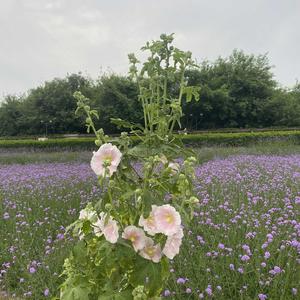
[78,143,185,263]
[79,203,184,263]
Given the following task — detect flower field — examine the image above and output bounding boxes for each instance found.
[0,155,299,299]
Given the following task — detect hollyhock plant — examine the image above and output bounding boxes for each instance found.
[61,34,200,299]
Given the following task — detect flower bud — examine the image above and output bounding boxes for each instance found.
[105,203,112,211]
[95,140,101,146]
[132,285,147,300]
[189,196,199,204]
[179,174,186,180]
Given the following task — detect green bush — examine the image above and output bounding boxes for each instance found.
[181,130,300,146]
[1,130,300,150]
[0,138,95,150]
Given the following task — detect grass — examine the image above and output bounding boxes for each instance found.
[0,150,92,165]
[0,144,299,299]
[1,129,300,150]
[1,141,300,165]
[194,142,300,163]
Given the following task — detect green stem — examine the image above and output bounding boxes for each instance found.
[169,69,186,134]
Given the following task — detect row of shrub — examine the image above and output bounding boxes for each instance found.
[183,130,300,146]
[2,50,300,137]
[0,131,300,150]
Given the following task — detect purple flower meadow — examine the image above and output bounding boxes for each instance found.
[166,155,300,299]
[0,155,299,299]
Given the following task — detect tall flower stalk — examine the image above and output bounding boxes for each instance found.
[60,34,200,300]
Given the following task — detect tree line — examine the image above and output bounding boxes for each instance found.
[0,50,299,136]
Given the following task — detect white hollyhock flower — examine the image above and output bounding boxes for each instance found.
[90,143,122,177]
[139,237,162,263]
[79,207,97,222]
[138,205,159,236]
[168,162,180,174]
[122,226,147,252]
[153,204,181,236]
[163,227,184,259]
[93,212,119,244]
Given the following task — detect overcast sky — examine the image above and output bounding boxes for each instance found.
[1,0,300,98]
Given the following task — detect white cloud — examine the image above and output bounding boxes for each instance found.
[0,0,300,97]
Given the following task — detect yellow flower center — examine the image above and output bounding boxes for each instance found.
[102,155,112,166]
[146,247,154,257]
[165,213,173,224]
[130,234,136,242]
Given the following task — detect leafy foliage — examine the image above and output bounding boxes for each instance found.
[1,50,300,137]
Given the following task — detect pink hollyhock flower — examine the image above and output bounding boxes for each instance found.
[153,204,181,236]
[93,212,119,244]
[139,237,162,263]
[139,205,159,236]
[90,143,122,177]
[163,227,184,259]
[122,226,146,252]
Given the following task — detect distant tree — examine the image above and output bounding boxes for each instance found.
[26,73,94,134]
[0,73,142,136]
[92,74,142,133]
[0,95,24,136]
[0,73,95,136]
[0,51,299,137]
[263,84,300,127]
[183,50,277,129]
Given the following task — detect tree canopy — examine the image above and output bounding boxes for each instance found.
[0,50,299,136]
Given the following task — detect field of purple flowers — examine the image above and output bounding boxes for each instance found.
[0,163,100,299]
[0,155,299,299]
[168,155,300,299]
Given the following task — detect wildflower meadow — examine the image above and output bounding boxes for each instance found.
[0,154,299,299]
[0,34,299,300]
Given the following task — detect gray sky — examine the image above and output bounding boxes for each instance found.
[1,0,300,98]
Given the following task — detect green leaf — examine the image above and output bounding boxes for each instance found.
[183,86,200,102]
[61,285,92,300]
[72,240,86,259]
[98,289,133,300]
[110,118,143,130]
[129,257,164,297]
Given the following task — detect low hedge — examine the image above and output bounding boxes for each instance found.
[0,131,300,149]
[0,138,95,150]
[182,130,300,146]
